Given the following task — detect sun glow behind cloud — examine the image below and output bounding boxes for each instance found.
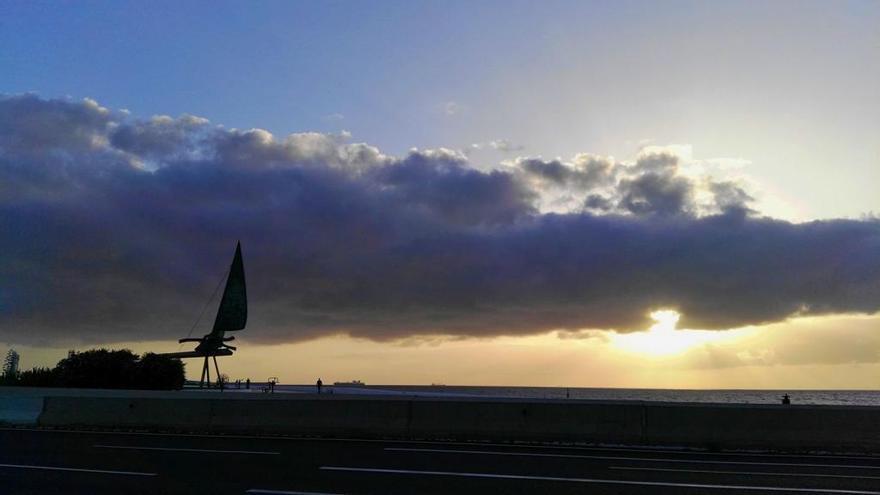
[5,312,880,389]
[610,310,751,357]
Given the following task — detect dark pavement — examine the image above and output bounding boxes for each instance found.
[2,427,880,494]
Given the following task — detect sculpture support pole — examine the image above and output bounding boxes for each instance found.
[205,356,211,387]
[213,355,221,386]
[199,356,208,388]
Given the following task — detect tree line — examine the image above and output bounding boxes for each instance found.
[0,349,185,390]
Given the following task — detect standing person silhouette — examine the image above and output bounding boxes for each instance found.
[316,378,323,394]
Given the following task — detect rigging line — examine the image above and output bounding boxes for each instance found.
[177,266,229,349]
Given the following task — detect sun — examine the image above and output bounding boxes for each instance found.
[609,310,741,357]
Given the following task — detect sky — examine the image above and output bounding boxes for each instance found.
[1,1,879,388]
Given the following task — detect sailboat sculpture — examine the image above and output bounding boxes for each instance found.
[161,242,247,387]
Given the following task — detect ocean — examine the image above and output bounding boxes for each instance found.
[269,384,880,406]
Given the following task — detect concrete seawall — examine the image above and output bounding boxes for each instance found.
[3,388,878,452]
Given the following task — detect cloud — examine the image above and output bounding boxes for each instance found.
[467,139,525,153]
[2,95,880,346]
[709,180,756,214]
[110,114,210,162]
[371,148,535,226]
[442,101,465,116]
[488,140,524,152]
[682,315,880,369]
[513,153,616,190]
[0,95,112,155]
[511,148,754,217]
[467,139,525,155]
[618,172,693,216]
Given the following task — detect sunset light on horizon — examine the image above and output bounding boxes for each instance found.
[2,0,879,390]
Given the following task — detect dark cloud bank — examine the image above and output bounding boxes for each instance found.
[2,95,879,345]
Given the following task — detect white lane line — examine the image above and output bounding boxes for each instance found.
[320,466,880,494]
[461,444,880,461]
[93,444,280,455]
[385,448,880,470]
[6,428,878,462]
[610,466,880,481]
[0,463,156,476]
[247,491,344,495]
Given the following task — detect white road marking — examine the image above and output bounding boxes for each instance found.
[385,447,880,470]
[399,442,880,461]
[320,466,880,494]
[611,466,880,480]
[456,444,880,461]
[93,444,280,455]
[0,463,156,476]
[6,427,878,462]
[247,491,344,495]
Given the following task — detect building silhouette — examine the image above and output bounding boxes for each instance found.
[3,349,20,377]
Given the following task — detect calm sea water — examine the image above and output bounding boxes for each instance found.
[274,384,880,406]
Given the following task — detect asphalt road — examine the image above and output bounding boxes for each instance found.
[2,428,880,494]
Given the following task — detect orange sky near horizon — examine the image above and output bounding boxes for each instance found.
[6,312,878,390]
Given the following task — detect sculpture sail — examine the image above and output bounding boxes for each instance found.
[212,242,247,333]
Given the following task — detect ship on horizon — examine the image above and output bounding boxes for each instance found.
[333,380,366,387]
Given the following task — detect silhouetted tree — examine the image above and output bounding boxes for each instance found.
[3,348,186,390]
[16,367,59,387]
[55,348,139,389]
[135,353,186,390]
[0,370,19,385]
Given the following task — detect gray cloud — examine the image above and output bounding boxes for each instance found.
[517,158,573,186]
[584,194,614,212]
[513,150,754,217]
[632,150,680,173]
[371,149,535,226]
[110,114,209,160]
[0,95,111,155]
[2,95,880,346]
[709,180,756,214]
[618,172,693,216]
[514,153,617,191]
